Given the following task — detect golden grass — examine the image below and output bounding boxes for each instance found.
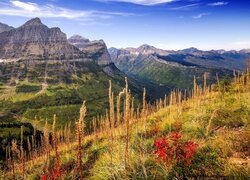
[4,60,250,179]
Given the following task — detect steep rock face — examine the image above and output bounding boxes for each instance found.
[0,22,14,33]
[0,18,84,60]
[68,35,112,66]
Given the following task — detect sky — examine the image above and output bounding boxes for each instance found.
[0,0,249,50]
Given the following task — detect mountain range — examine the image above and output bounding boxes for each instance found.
[109,44,250,89]
[0,17,249,130]
[110,44,249,71]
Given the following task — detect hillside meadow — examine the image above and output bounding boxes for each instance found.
[0,61,249,179]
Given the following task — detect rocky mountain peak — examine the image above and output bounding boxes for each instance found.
[138,44,155,51]
[69,34,90,43]
[0,18,84,60]
[22,17,43,27]
[139,44,154,49]
[134,44,169,55]
[0,22,14,33]
[180,47,199,54]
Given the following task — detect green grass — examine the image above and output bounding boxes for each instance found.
[2,78,250,179]
[86,83,250,179]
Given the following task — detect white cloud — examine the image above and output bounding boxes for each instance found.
[11,1,39,11]
[97,0,176,6]
[192,13,210,19]
[208,1,228,6]
[169,3,200,10]
[0,0,132,20]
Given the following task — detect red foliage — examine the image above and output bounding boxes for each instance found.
[52,165,61,179]
[154,132,198,166]
[41,162,61,180]
[41,174,47,180]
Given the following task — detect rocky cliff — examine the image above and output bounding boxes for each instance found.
[0,18,84,60]
[68,35,112,66]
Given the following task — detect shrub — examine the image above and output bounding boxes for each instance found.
[154,132,198,166]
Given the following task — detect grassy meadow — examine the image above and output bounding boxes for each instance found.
[1,62,249,179]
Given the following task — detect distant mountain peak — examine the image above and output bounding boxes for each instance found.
[138,44,155,50]
[184,47,199,51]
[239,49,250,54]
[139,44,153,48]
[137,44,158,54]
[22,17,43,26]
[180,47,199,53]
[71,34,82,38]
[69,34,90,42]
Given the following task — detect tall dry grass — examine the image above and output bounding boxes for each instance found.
[7,61,250,179]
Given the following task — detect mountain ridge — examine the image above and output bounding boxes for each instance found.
[110,44,250,55]
[0,22,14,33]
[108,45,247,90]
[109,45,250,71]
[0,18,84,60]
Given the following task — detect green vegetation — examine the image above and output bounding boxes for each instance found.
[2,68,249,179]
[16,82,42,93]
[0,61,143,146]
[116,56,232,90]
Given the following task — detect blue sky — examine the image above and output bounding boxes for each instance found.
[0,0,249,50]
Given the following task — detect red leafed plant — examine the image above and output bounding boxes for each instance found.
[41,174,47,180]
[40,163,61,180]
[154,132,198,166]
[52,164,61,179]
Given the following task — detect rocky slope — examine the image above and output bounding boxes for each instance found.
[0,18,84,60]
[0,22,14,33]
[68,35,112,66]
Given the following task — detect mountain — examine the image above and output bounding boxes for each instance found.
[109,45,250,89]
[0,18,144,133]
[239,49,250,54]
[0,22,14,33]
[178,47,200,54]
[68,35,112,66]
[0,18,84,60]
